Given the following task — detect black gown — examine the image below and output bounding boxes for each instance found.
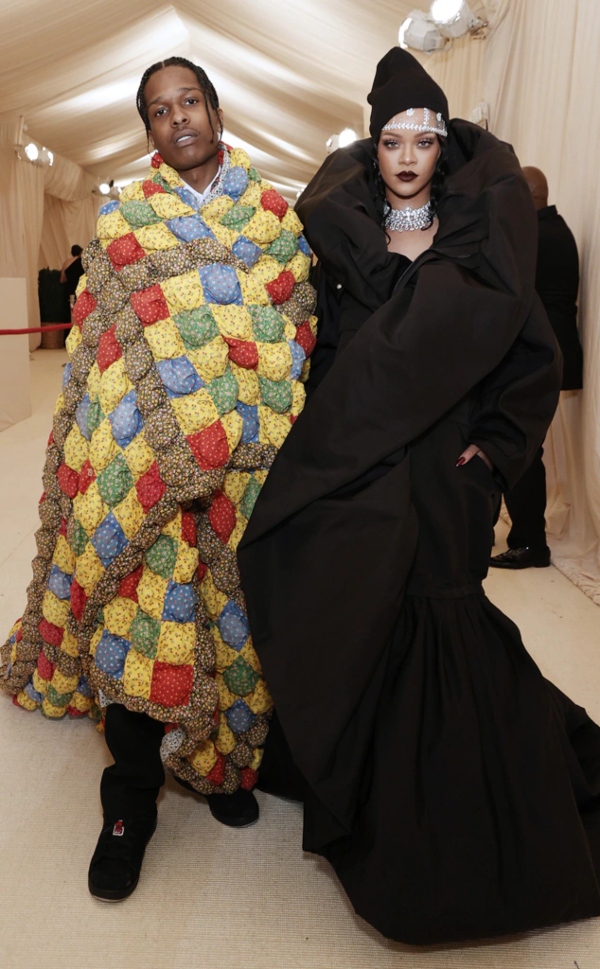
[238,123,600,944]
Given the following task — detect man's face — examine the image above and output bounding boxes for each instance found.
[144,65,222,174]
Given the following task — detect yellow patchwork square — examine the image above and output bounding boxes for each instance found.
[65,327,82,356]
[42,697,67,719]
[134,222,178,252]
[156,622,195,665]
[122,650,153,700]
[223,471,250,506]
[63,424,89,474]
[250,748,264,771]
[230,364,259,405]
[243,209,281,247]
[221,410,243,453]
[258,406,292,449]
[54,393,65,416]
[87,362,101,402]
[200,570,228,620]
[256,341,292,381]
[148,193,191,220]
[73,481,107,535]
[245,679,273,715]
[188,740,218,776]
[98,358,132,414]
[123,432,154,478]
[251,256,281,287]
[89,626,103,657]
[283,321,296,341]
[215,672,237,711]
[228,511,247,550]
[136,568,169,621]
[201,196,234,221]
[69,692,93,713]
[214,627,240,672]
[52,670,79,695]
[211,305,253,341]
[171,389,219,435]
[104,597,138,637]
[32,670,49,693]
[239,182,262,208]
[281,209,304,235]
[60,628,79,658]
[240,640,263,674]
[53,534,76,575]
[254,469,268,486]
[144,319,186,360]
[113,489,145,540]
[97,210,131,242]
[210,222,236,250]
[229,148,250,169]
[89,418,117,474]
[161,271,204,314]
[42,590,69,629]
[173,544,199,584]
[119,181,144,202]
[75,543,105,595]
[291,380,306,416]
[161,509,181,539]
[287,251,310,283]
[16,691,39,711]
[187,337,229,382]
[215,716,237,755]
[239,272,269,306]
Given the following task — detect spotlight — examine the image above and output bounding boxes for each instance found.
[47,150,54,167]
[398,10,448,52]
[430,0,487,38]
[24,142,39,161]
[338,128,358,148]
[98,182,111,195]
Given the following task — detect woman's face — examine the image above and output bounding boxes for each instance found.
[143,65,223,174]
[377,109,442,206]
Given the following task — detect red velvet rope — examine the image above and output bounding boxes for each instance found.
[0,323,73,335]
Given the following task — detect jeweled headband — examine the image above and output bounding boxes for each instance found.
[381,106,448,138]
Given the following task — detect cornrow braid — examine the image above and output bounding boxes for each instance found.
[136,56,221,138]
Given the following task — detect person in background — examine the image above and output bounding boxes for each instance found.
[60,244,84,320]
[491,167,583,569]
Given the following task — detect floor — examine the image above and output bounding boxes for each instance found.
[0,349,598,969]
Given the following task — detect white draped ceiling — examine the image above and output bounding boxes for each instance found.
[1,0,600,607]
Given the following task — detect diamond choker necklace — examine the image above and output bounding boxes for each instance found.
[383,200,434,232]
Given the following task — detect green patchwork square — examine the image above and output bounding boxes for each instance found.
[87,400,105,436]
[259,376,293,414]
[70,520,89,556]
[248,167,261,183]
[130,609,160,658]
[46,685,72,707]
[221,204,255,231]
[120,200,162,229]
[265,229,299,265]
[223,655,260,697]
[249,305,285,343]
[174,307,219,349]
[240,476,262,521]
[97,454,134,507]
[207,370,239,416]
[145,534,178,579]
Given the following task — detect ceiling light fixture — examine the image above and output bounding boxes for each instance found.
[430,0,487,37]
[326,128,359,154]
[24,142,39,162]
[98,183,111,195]
[398,10,449,52]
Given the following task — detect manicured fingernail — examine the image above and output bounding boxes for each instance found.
[456,457,466,466]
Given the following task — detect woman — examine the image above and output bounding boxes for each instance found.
[1,57,316,900]
[238,49,600,944]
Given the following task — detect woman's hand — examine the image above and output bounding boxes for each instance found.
[456,444,493,471]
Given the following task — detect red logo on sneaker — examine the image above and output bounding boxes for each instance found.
[112,820,125,837]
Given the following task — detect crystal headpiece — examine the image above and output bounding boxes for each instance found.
[381,107,448,138]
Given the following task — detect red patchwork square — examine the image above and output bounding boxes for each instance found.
[135,461,167,512]
[206,752,226,786]
[209,491,236,545]
[106,233,145,271]
[181,511,197,547]
[240,767,258,791]
[187,422,229,470]
[225,338,258,370]
[142,180,166,198]
[59,518,68,537]
[72,290,97,327]
[97,326,123,373]
[37,651,55,680]
[266,270,295,305]
[197,560,208,582]
[294,320,316,356]
[38,619,64,648]
[130,284,170,326]
[57,464,79,499]
[70,579,88,622]
[149,661,194,707]
[78,460,96,495]
[118,564,143,600]
[260,189,289,221]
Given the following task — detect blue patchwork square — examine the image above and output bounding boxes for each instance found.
[162,581,198,623]
[225,699,255,734]
[99,199,120,216]
[288,340,306,380]
[91,512,129,567]
[232,236,262,269]
[25,682,44,704]
[199,264,243,305]
[108,390,143,448]
[156,357,203,397]
[76,674,94,698]
[75,394,92,441]
[298,234,311,257]
[174,185,201,211]
[62,363,72,388]
[47,564,72,601]
[166,214,215,242]
[236,402,260,444]
[216,600,250,651]
[94,631,130,678]
[222,166,249,201]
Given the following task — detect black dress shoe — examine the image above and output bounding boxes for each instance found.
[173,775,259,827]
[490,546,551,569]
[88,815,157,901]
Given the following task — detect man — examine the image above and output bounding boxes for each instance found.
[490,166,583,569]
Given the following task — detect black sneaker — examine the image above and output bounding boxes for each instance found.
[173,775,259,827]
[88,815,157,901]
[490,546,551,569]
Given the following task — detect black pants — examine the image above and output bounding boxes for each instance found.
[100,704,165,820]
[505,446,548,551]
